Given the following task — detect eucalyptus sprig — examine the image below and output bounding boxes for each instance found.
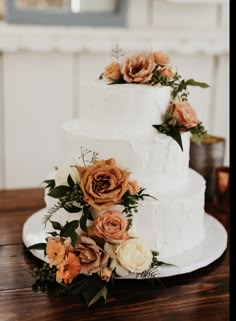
[111,43,124,62]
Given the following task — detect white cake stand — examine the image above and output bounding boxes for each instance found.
[22,208,228,278]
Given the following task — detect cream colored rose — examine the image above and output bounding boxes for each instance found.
[75,236,109,274]
[93,210,129,243]
[159,66,175,80]
[152,50,170,66]
[127,180,140,195]
[168,101,199,129]
[103,61,121,81]
[121,52,155,84]
[104,242,129,276]
[116,238,152,273]
[55,165,80,186]
[77,158,130,211]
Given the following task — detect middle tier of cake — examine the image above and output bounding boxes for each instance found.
[61,119,190,196]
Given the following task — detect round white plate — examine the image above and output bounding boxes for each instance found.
[22,208,228,278]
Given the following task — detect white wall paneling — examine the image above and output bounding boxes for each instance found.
[153,0,218,30]
[127,0,153,28]
[212,54,229,165]
[221,3,229,30]
[4,53,74,188]
[0,54,4,188]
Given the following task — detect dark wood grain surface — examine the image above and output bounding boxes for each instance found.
[0,188,229,321]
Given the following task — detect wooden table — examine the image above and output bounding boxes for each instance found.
[0,188,229,321]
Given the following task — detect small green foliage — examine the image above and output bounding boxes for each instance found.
[122,188,157,221]
[28,243,47,251]
[43,179,55,191]
[78,147,98,166]
[60,220,80,247]
[111,43,124,62]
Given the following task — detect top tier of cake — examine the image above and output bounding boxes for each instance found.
[78,81,171,137]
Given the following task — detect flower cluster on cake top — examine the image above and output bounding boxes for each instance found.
[100,45,209,151]
[29,148,167,307]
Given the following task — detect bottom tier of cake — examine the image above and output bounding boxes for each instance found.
[44,169,205,260]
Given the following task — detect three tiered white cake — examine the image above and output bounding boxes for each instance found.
[45,81,206,260]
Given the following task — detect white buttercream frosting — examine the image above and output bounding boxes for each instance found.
[61,120,190,195]
[78,81,171,137]
[44,82,206,260]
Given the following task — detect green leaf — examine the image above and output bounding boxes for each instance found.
[80,207,91,232]
[152,124,162,131]
[48,231,58,237]
[28,243,47,251]
[50,220,62,230]
[169,128,183,151]
[67,174,75,188]
[47,186,70,198]
[73,274,107,307]
[64,204,82,213]
[88,286,107,308]
[43,179,55,190]
[156,260,176,267]
[99,73,103,80]
[60,220,80,238]
[186,79,210,88]
[108,76,126,85]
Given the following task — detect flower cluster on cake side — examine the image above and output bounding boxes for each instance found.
[100,45,209,151]
[28,149,168,307]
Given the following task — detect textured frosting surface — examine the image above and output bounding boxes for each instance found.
[45,82,207,259]
[78,81,171,137]
[61,120,190,195]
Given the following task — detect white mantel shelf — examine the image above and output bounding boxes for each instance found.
[0,23,229,55]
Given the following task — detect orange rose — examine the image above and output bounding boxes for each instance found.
[77,158,130,211]
[152,50,170,66]
[75,236,109,274]
[168,101,199,129]
[56,252,81,284]
[103,61,121,81]
[121,52,155,84]
[93,210,129,243]
[46,237,65,267]
[159,66,175,80]
[127,180,140,195]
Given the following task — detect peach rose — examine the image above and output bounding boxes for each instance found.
[159,66,175,80]
[121,52,155,84]
[77,158,130,211]
[56,252,81,284]
[116,238,152,273]
[127,180,140,195]
[75,236,109,274]
[93,210,129,244]
[152,50,170,66]
[103,61,121,81]
[168,101,199,129]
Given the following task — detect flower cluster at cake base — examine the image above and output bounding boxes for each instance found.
[100,45,209,151]
[28,149,166,307]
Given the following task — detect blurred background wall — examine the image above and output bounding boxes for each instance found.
[0,0,229,189]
